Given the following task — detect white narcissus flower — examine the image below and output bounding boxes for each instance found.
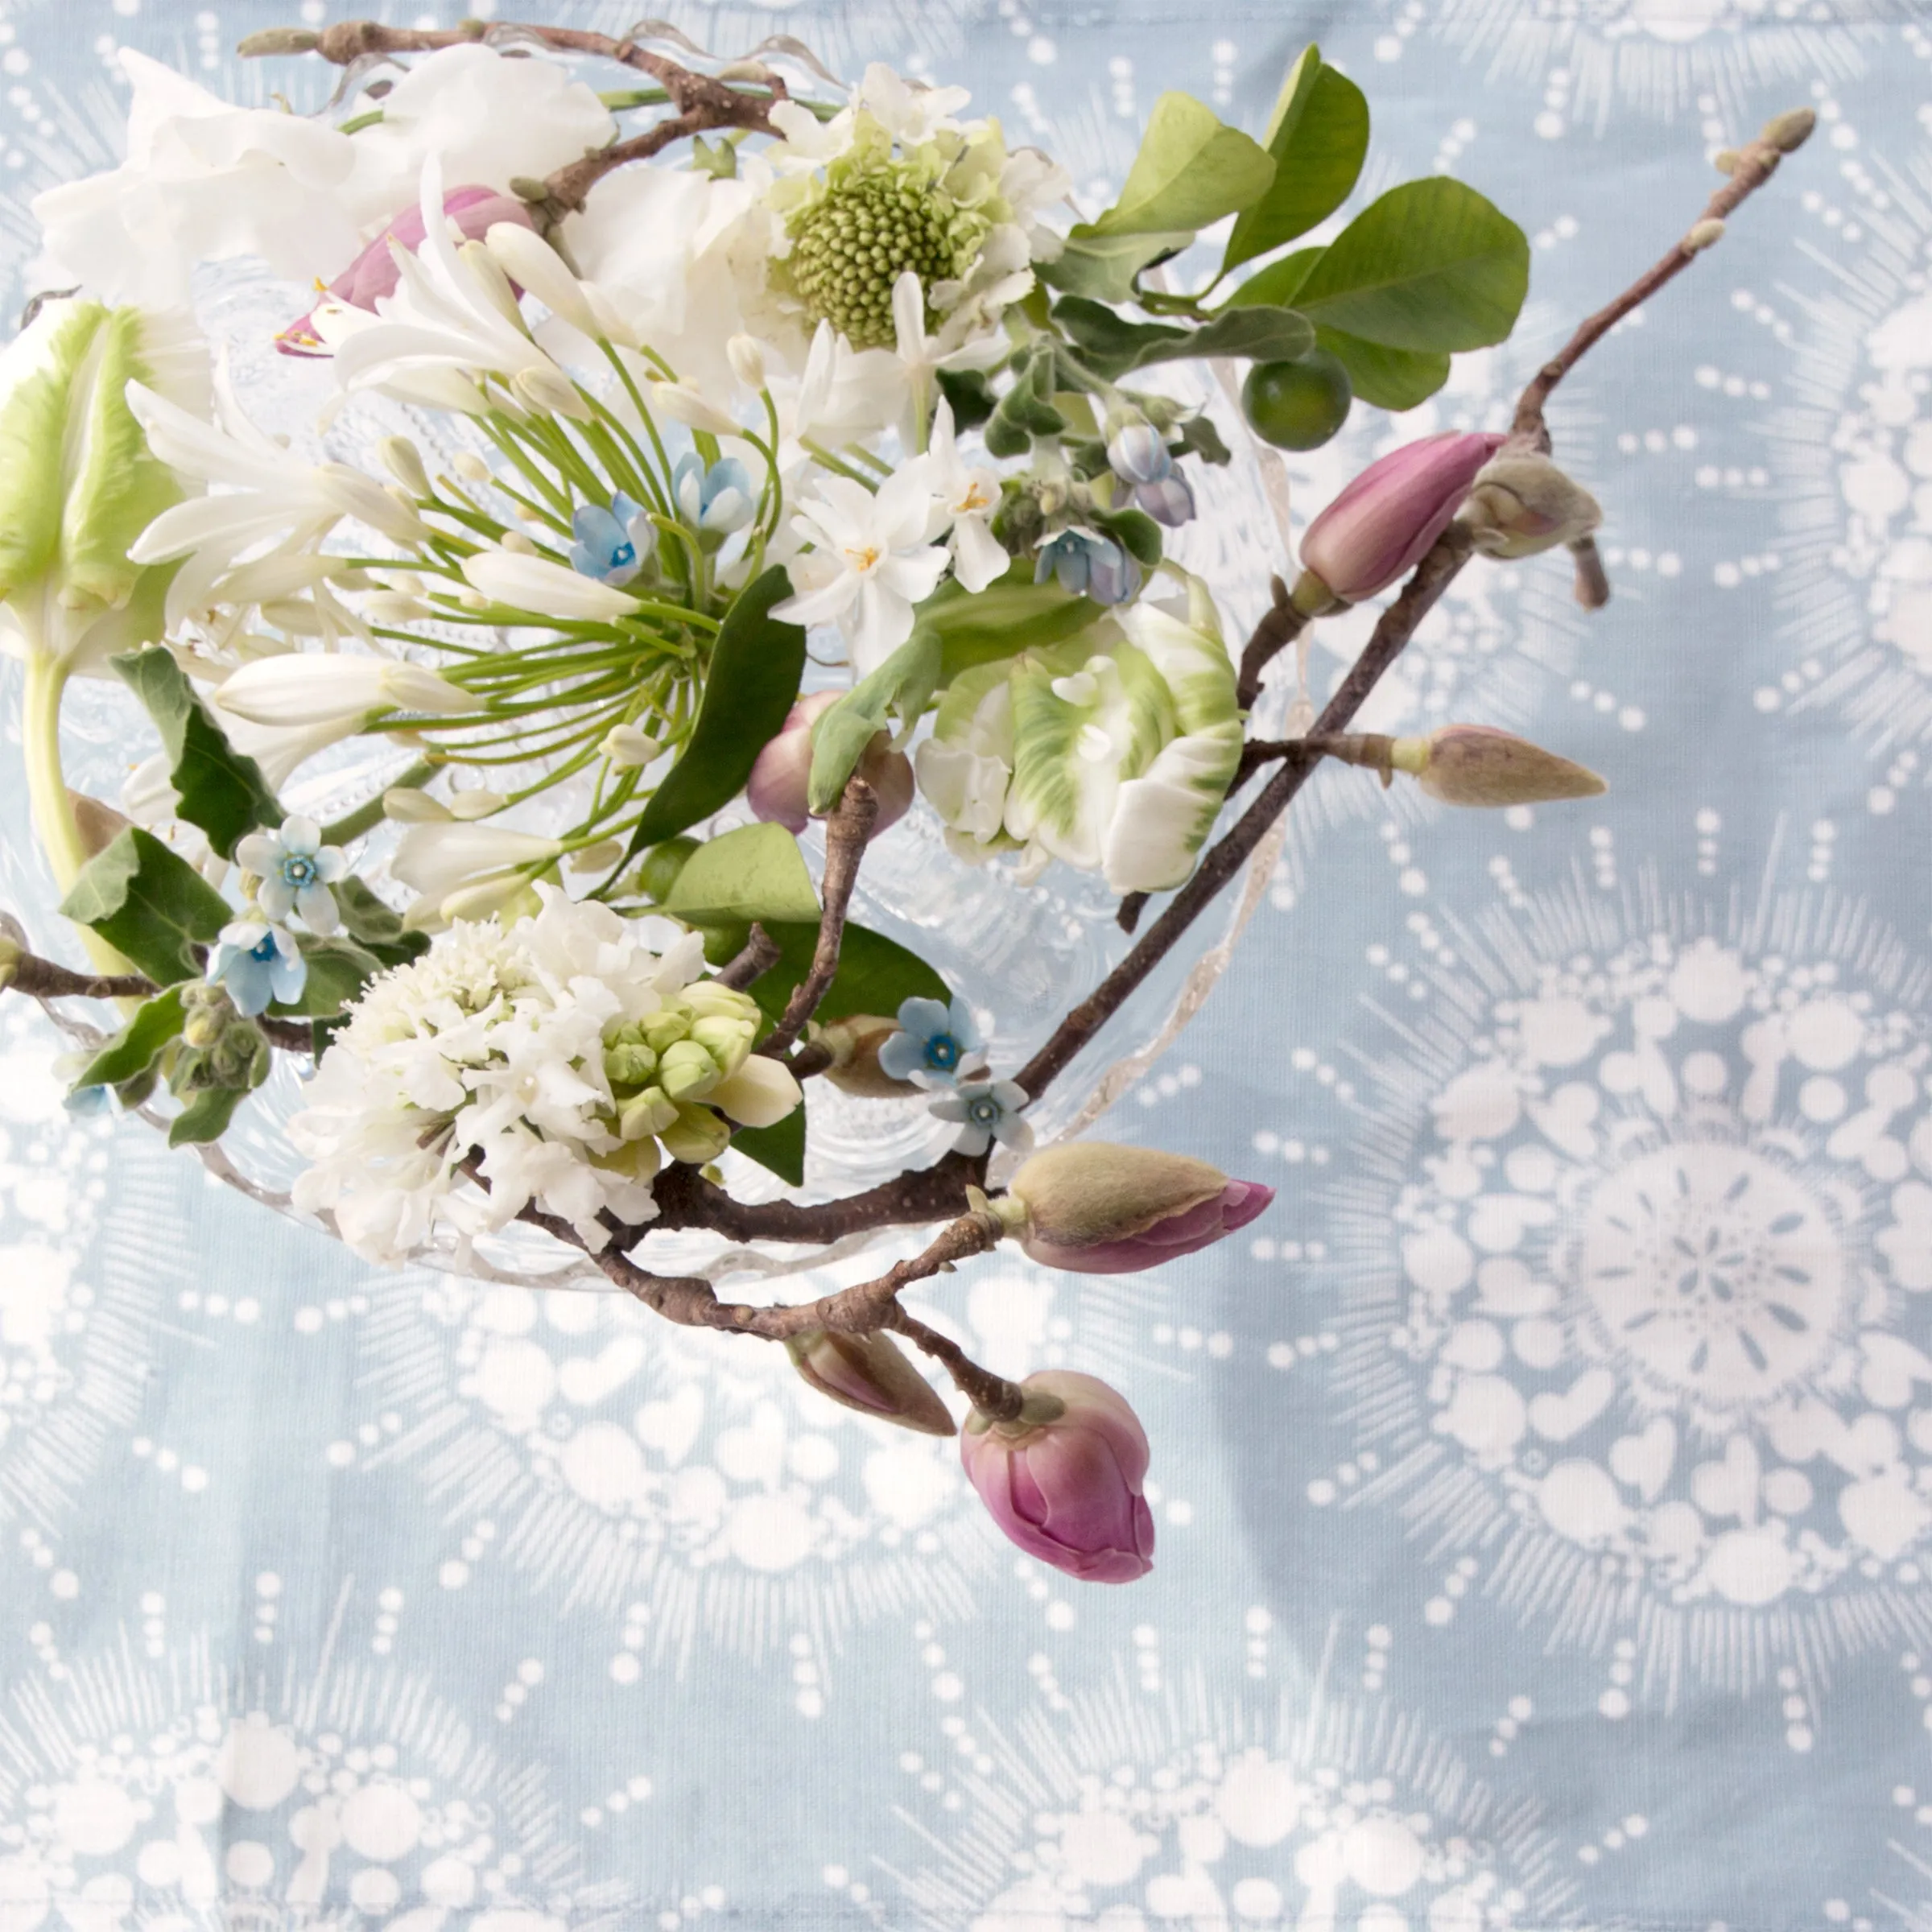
[213,653,484,729]
[460,548,643,622]
[884,270,1006,452]
[919,397,1009,594]
[774,471,949,675]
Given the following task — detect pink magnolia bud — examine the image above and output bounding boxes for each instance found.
[786,1328,956,1436]
[1395,724,1606,807]
[745,691,914,837]
[1297,431,1506,605]
[960,1371,1154,1583]
[278,187,535,355]
[1002,1141,1274,1274]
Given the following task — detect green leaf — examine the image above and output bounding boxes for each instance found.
[623,564,807,860]
[168,1084,246,1148]
[111,647,280,861]
[1291,179,1530,353]
[1224,246,1324,310]
[1176,414,1233,465]
[1315,326,1451,411]
[750,920,952,1030]
[1088,93,1275,237]
[807,629,942,815]
[1223,48,1369,272]
[1154,305,1314,367]
[730,1104,805,1187]
[935,366,999,431]
[921,568,1100,683]
[59,827,233,987]
[1054,298,1188,378]
[269,938,384,1019]
[74,985,187,1091]
[983,345,1066,458]
[661,823,821,927]
[1038,229,1195,303]
[332,876,429,971]
[1091,505,1164,568]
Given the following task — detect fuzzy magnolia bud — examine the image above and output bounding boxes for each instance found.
[1761,106,1816,154]
[786,1329,956,1435]
[1297,431,1506,606]
[1683,218,1726,254]
[746,692,914,838]
[1385,724,1606,807]
[237,27,323,55]
[810,1013,919,1099]
[960,1370,1154,1583]
[1001,1142,1274,1274]
[1459,455,1603,560]
[0,936,19,993]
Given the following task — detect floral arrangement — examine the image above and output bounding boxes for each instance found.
[0,17,1814,1586]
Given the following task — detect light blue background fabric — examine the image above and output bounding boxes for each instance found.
[2,1,1930,1926]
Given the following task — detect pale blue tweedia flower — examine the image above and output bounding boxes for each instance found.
[928,1078,1034,1158]
[880,996,985,1084]
[569,492,646,584]
[235,815,349,934]
[673,454,754,533]
[207,919,307,1018]
[1034,528,1141,606]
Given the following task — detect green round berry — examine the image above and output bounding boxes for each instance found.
[1241,352,1354,452]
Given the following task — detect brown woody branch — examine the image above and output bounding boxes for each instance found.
[715,923,781,991]
[758,776,875,1059]
[264,20,788,217]
[1236,572,1311,712]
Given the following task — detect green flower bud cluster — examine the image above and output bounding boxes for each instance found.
[601,983,763,1167]
[778,113,996,349]
[175,984,269,1093]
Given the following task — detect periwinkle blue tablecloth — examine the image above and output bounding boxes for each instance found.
[2,2,1930,1927]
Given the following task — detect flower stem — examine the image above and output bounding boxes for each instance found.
[21,654,134,975]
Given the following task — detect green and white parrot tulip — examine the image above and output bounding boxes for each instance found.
[915,572,1243,894]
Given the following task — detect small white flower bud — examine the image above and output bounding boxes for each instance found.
[727,334,768,391]
[380,436,431,498]
[510,364,591,421]
[499,530,538,556]
[382,787,453,824]
[445,790,509,821]
[567,839,625,874]
[599,724,662,769]
[453,452,493,485]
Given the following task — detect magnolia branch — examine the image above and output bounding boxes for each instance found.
[1236,572,1311,712]
[249,19,788,214]
[759,775,875,1059]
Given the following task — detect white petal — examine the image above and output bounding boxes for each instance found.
[460,549,642,621]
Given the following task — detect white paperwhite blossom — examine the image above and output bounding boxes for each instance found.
[883,270,1006,450]
[289,888,802,1262]
[774,471,950,675]
[919,398,1009,593]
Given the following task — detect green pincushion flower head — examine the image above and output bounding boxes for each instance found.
[775,111,1012,349]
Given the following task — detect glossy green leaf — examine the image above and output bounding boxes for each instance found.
[1224,246,1324,310]
[1091,505,1164,568]
[729,1104,805,1186]
[74,985,186,1091]
[111,647,280,860]
[168,1084,246,1147]
[332,876,429,971]
[1223,49,1369,272]
[624,564,807,859]
[1176,414,1233,465]
[59,827,232,987]
[750,920,952,1030]
[1088,93,1274,237]
[923,568,1100,683]
[1038,228,1195,303]
[661,823,820,928]
[1292,179,1530,353]
[807,630,942,815]
[1315,326,1451,410]
[269,938,384,1019]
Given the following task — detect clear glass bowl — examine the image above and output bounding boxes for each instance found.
[0,263,1297,1294]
